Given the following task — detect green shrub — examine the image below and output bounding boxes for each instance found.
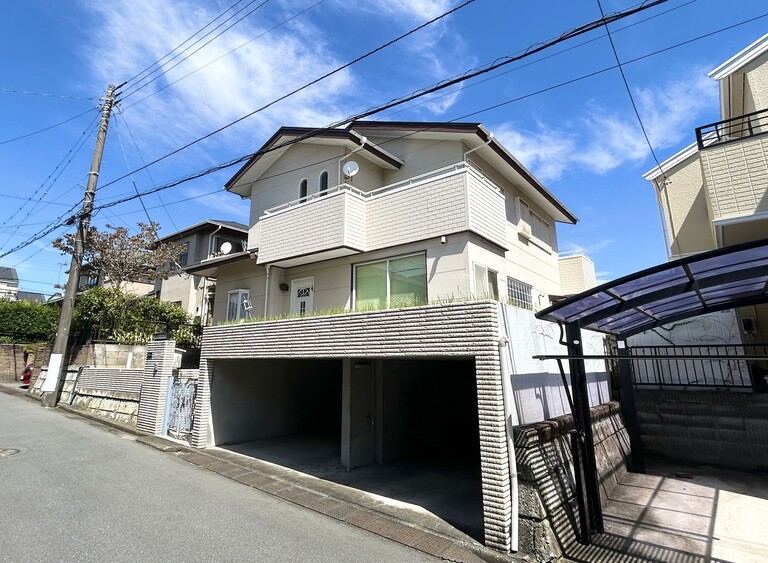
[0,299,58,343]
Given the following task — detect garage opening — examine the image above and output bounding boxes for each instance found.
[335,357,484,540]
[209,356,484,541]
[210,359,342,470]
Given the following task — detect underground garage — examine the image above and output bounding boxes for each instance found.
[206,357,484,539]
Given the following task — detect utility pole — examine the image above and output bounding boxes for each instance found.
[41,84,118,408]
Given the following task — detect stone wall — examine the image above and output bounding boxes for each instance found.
[0,344,30,382]
[636,388,768,471]
[513,402,630,562]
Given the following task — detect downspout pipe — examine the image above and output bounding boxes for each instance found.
[463,132,494,162]
[497,303,519,553]
[263,264,271,317]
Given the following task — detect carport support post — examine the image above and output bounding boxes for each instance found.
[565,322,603,541]
[618,340,645,473]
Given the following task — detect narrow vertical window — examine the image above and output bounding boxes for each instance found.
[319,170,328,195]
[299,179,308,203]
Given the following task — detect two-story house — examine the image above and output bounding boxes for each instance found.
[186,121,581,553]
[0,266,20,300]
[643,33,768,342]
[154,220,248,323]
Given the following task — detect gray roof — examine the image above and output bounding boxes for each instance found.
[17,291,47,303]
[0,266,19,284]
[159,220,248,242]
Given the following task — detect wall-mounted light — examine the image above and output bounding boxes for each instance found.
[279,282,290,292]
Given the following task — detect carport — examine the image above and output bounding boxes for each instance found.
[534,237,768,545]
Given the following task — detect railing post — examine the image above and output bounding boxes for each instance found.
[618,340,645,473]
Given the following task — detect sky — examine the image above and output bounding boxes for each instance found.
[0,0,766,297]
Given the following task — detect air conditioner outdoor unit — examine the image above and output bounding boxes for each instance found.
[519,221,532,239]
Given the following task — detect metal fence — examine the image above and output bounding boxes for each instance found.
[628,344,768,389]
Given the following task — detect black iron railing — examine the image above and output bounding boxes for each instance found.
[695,107,768,150]
[628,344,768,389]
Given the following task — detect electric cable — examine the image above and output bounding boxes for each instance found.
[122,0,328,111]
[102,0,478,189]
[0,105,98,146]
[121,0,250,87]
[120,0,272,98]
[0,87,98,100]
[596,0,668,180]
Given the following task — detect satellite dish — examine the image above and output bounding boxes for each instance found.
[342,161,360,177]
[219,241,233,255]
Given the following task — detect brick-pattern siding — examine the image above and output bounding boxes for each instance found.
[136,340,177,435]
[0,344,27,382]
[701,135,768,220]
[77,368,143,395]
[195,301,513,552]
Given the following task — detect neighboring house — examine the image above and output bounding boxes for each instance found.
[186,121,597,553]
[154,220,248,324]
[0,266,20,300]
[16,290,47,303]
[76,263,155,297]
[643,33,768,341]
[558,251,597,295]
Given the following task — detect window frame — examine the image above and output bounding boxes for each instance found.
[353,252,427,311]
[299,178,308,202]
[507,277,533,310]
[226,289,250,321]
[473,263,499,300]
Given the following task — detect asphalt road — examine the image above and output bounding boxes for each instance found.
[0,391,436,562]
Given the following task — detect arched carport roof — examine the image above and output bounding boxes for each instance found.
[537,237,768,338]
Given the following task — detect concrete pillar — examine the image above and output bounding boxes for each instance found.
[137,339,177,435]
[190,358,214,449]
[341,358,376,470]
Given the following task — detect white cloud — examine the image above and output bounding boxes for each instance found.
[491,68,718,182]
[82,0,353,158]
[366,0,453,21]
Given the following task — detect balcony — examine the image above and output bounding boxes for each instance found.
[696,108,768,222]
[255,162,508,267]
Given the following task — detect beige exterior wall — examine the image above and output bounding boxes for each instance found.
[653,154,716,256]
[558,254,597,295]
[367,136,465,184]
[700,135,768,221]
[158,274,200,317]
[743,57,768,114]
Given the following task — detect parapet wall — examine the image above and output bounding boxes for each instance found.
[513,402,630,562]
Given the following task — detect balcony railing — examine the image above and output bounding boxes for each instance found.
[261,161,503,217]
[695,107,768,150]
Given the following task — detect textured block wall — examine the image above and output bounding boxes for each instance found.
[136,340,178,435]
[636,388,768,471]
[194,301,513,552]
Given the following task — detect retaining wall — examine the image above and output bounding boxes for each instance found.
[68,367,144,427]
[513,402,630,562]
[636,388,768,471]
[0,344,30,382]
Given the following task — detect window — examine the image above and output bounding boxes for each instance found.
[319,171,328,195]
[299,179,308,202]
[473,264,499,299]
[507,277,533,310]
[355,254,427,310]
[178,242,189,266]
[516,198,552,246]
[226,290,250,321]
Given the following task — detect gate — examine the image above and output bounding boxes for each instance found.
[165,373,197,442]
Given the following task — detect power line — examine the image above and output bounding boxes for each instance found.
[0,105,98,146]
[112,116,155,229]
[0,87,98,100]
[116,111,180,232]
[120,0,272,98]
[103,0,478,190]
[596,0,667,179]
[3,2,759,260]
[121,0,250,86]
[122,0,328,111]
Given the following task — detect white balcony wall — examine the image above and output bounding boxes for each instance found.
[256,166,508,267]
[700,135,768,220]
[257,191,365,264]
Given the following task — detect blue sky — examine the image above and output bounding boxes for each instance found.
[0,0,765,296]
